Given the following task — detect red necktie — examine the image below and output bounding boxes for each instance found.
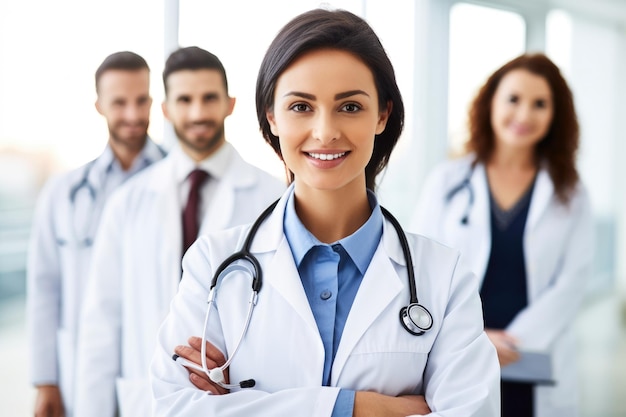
[182,169,209,255]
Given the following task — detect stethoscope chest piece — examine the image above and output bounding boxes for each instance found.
[400,303,433,336]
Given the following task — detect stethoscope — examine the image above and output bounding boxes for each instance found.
[62,145,166,248]
[446,164,476,225]
[173,199,434,390]
[64,159,99,248]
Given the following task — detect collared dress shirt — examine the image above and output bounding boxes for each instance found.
[283,187,383,417]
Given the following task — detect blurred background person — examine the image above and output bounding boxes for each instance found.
[26,51,165,417]
[73,46,285,417]
[410,53,594,417]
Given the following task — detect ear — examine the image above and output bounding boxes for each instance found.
[375,100,392,135]
[95,99,103,116]
[266,110,279,137]
[227,97,236,116]
[161,101,170,121]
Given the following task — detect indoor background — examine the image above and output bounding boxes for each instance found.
[1,0,624,415]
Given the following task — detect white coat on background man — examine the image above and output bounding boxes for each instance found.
[74,143,285,417]
[26,139,164,415]
[26,50,162,417]
[150,187,501,417]
[410,155,594,417]
[74,46,287,417]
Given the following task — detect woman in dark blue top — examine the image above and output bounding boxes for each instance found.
[411,53,594,417]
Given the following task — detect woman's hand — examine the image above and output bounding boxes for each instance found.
[485,329,520,367]
[174,336,230,395]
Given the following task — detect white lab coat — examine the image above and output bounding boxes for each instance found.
[26,140,164,417]
[410,155,594,417]
[150,188,501,417]
[74,143,286,417]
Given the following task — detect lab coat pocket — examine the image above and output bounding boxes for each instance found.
[342,350,429,395]
[115,377,152,417]
[56,329,75,408]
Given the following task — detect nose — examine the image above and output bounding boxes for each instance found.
[124,103,143,122]
[515,102,533,122]
[312,112,339,144]
[189,101,209,121]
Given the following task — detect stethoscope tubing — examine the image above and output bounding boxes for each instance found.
[201,264,257,388]
[194,197,433,389]
[445,164,476,225]
[66,160,99,248]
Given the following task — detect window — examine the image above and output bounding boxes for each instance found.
[447,3,526,155]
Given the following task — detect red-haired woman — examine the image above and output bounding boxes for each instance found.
[411,53,594,417]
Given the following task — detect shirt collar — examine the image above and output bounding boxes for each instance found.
[172,141,233,183]
[283,185,383,275]
[92,143,117,175]
[139,137,166,166]
[92,136,164,177]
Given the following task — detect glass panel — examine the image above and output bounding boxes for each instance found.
[447,3,526,155]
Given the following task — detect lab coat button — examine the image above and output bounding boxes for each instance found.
[320,290,332,300]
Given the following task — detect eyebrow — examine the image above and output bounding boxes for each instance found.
[283,90,370,100]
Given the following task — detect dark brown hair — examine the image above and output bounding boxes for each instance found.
[95,51,149,93]
[255,8,404,191]
[466,53,579,203]
[163,46,229,96]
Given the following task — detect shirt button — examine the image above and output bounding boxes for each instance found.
[320,290,332,300]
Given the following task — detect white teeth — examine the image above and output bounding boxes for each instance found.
[308,152,346,160]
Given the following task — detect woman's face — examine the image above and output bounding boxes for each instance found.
[490,69,554,152]
[266,48,389,196]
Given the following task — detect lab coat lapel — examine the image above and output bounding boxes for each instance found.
[198,146,254,234]
[201,179,234,233]
[264,239,320,335]
[150,158,184,283]
[251,189,320,336]
[525,167,553,233]
[331,221,404,383]
[468,163,492,281]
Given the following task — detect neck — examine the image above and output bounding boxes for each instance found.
[489,145,536,171]
[109,137,144,171]
[181,138,225,163]
[293,182,371,244]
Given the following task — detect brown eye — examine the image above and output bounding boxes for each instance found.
[290,103,311,112]
[341,103,362,113]
[507,95,519,104]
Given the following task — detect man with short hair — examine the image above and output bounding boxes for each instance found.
[27,51,165,417]
[74,46,286,417]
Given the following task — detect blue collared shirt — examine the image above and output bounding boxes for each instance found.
[283,186,383,416]
[74,138,165,244]
[93,137,165,201]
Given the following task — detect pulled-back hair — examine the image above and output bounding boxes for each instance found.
[466,53,579,203]
[255,8,404,191]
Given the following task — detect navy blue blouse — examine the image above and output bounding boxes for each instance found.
[481,178,535,329]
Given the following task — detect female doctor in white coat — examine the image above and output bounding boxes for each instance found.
[410,53,594,417]
[151,8,500,417]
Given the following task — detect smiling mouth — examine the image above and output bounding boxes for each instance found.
[306,152,347,161]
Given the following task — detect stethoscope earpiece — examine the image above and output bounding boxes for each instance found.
[400,303,433,336]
